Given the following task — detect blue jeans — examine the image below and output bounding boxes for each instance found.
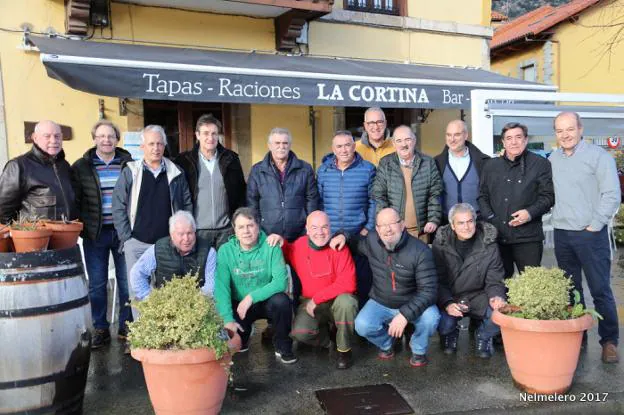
[84,227,131,332]
[355,299,440,355]
[438,307,500,340]
[555,228,619,346]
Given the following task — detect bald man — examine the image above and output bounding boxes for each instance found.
[0,120,77,223]
[434,120,489,223]
[269,211,359,369]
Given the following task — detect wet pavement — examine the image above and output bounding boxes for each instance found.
[82,249,624,414]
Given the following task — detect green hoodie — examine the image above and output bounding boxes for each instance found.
[215,231,287,323]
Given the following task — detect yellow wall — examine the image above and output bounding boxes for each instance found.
[491,44,546,83]
[553,1,624,94]
[408,0,487,25]
[309,23,484,66]
[0,1,275,163]
[419,109,464,156]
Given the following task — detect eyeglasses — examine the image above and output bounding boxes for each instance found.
[393,137,413,146]
[376,220,401,229]
[365,120,386,128]
[95,135,117,140]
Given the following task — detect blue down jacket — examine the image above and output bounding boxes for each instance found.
[317,152,376,237]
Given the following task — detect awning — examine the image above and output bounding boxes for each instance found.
[31,36,556,109]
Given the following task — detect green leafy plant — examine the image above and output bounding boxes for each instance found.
[505,266,602,320]
[127,273,229,358]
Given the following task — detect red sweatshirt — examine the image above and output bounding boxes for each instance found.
[282,236,356,305]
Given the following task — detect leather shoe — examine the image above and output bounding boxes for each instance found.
[336,350,353,369]
[602,342,619,364]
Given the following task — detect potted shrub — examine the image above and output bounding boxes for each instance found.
[492,266,600,395]
[128,274,241,415]
[0,223,10,252]
[9,215,52,253]
[42,216,84,249]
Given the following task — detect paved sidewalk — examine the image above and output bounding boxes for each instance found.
[82,249,624,414]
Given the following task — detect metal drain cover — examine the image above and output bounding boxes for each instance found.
[316,383,413,415]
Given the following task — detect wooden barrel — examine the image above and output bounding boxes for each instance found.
[0,246,92,414]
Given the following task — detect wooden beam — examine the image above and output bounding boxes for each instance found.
[226,0,332,13]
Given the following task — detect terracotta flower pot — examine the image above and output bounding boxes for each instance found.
[9,228,53,253]
[43,220,84,250]
[0,225,10,252]
[131,331,241,415]
[492,309,594,394]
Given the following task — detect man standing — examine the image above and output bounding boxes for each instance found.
[355,107,395,166]
[215,207,296,364]
[247,128,318,242]
[273,211,359,369]
[332,208,440,367]
[131,211,216,300]
[478,122,554,278]
[73,120,133,349]
[112,125,192,307]
[317,130,376,306]
[434,120,489,222]
[432,203,506,358]
[372,125,443,243]
[0,120,77,223]
[175,114,246,249]
[550,112,620,363]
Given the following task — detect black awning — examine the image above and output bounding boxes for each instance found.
[31,36,556,109]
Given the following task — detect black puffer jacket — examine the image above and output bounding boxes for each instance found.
[247,152,319,241]
[72,147,133,240]
[174,143,246,219]
[354,230,437,321]
[432,222,506,317]
[478,150,554,244]
[0,145,77,223]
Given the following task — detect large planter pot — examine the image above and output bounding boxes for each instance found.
[9,228,52,253]
[492,310,594,394]
[131,331,241,415]
[43,220,84,250]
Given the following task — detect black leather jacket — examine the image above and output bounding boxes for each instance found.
[0,145,77,224]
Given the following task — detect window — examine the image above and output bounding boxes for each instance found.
[344,0,403,15]
[521,64,536,82]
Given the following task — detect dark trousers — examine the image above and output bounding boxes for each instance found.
[554,228,619,346]
[233,292,293,352]
[352,252,373,309]
[196,226,233,250]
[84,226,132,332]
[438,307,500,341]
[499,241,543,278]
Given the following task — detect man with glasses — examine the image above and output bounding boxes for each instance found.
[269,211,358,369]
[175,114,246,250]
[372,125,443,243]
[478,122,554,279]
[432,203,506,359]
[330,207,439,367]
[73,120,133,348]
[0,120,77,223]
[356,107,396,166]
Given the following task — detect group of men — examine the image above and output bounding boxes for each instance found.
[0,106,619,370]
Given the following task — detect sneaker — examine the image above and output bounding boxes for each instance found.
[441,329,459,355]
[91,328,111,349]
[476,337,494,359]
[117,327,129,341]
[602,342,619,364]
[336,350,353,370]
[275,349,298,364]
[409,353,428,367]
[239,340,250,353]
[377,348,395,360]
